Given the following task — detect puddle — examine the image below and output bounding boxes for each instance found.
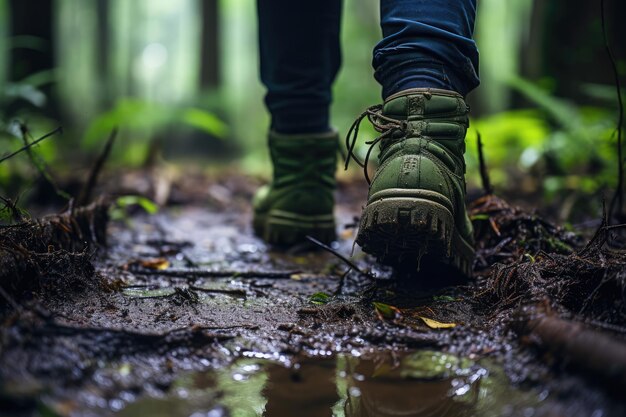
[84,351,545,417]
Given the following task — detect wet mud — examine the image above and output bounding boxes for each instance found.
[1,176,625,416]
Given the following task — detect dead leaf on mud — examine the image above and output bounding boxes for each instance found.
[140,258,170,270]
[340,228,354,239]
[417,316,456,329]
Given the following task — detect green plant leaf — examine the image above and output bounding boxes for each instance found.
[373,302,400,319]
[110,196,158,222]
[433,295,456,302]
[309,292,331,305]
[470,214,490,221]
[181,108,228,138]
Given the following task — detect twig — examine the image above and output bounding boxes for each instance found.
[189,285,247,297]
[602,0,625,222]
[476,131,493,195]
[77,128,118,206]
[123,285,247,299]
[334,268,352,296]
[43,321,238,342]
[129,268,298,279]
[19,124,71,200]
[0,285,23,312]
[305,235,373,278]
[0,126,63,164]
[0,195,27,223]
[580,199,608,256]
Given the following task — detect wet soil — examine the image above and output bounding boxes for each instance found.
[1,174,625,416]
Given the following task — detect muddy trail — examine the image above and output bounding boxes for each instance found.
[1,172,625,417]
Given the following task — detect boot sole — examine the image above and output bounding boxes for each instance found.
[254,209,336,246]
[355,189,474,277]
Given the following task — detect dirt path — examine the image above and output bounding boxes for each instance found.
[1,176,625,416]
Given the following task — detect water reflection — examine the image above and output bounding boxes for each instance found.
[115,351,527,417]
[340,352,481,417]
[261,352,481,417]
[263,359,338,417]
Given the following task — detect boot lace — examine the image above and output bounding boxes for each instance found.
[344,104,407,184]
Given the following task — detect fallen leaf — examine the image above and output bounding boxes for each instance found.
[433,295,456,302]
[118,363,132,376]
[340,229,354,239]
[418,316,456,329]
[309,292,331,305]
[469,213,490,221]
[373,302,401,320]
[140,258,170,270]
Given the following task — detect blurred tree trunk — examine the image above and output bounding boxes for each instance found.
[522,0,625,101]
[199,0,220,89]
[8,0,54,81]
[96,0,112,108]
[0,0,8,93]
[8,0,57,116]
[472,0,533,115]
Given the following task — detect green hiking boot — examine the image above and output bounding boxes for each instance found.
[348,88,475,277]
[253,130,338,245]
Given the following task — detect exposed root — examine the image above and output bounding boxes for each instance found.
[475,213,626,326]
[517,306,626,392]
[0,199,109,300]
[470,194,580,271]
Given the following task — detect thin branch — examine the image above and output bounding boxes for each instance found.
[188,285,247,297]
[122,284,247,298]
[19,125,71,200]
[0,285,23,312]
[476,131,493,195]
[0,126,63,164]
[602,0,625,222]
[77,128,118,206]
[334,268,352,296]
[305,235,373,278]
[129,268,299,279]
[0,194,27,223]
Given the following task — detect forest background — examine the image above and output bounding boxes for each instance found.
[1,0,625,222]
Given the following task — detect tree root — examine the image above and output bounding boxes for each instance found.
[0,199,109,301]
[520,310,626,392]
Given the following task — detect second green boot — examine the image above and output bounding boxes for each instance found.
[253,130,338,245]
[351,88,475,277]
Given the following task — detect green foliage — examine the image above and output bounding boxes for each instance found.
[0,56,61,194]
[373,301,399,319]
[0,199,29,223]
[109,195,159,222]
[309,292,331,305]
[467,77,618,198]
[83,98,227,154]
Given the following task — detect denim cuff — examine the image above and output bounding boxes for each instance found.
[374,55,480,99]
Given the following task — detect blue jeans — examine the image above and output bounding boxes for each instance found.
[257,0,479,134]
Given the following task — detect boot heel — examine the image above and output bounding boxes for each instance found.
[356,196,473,276]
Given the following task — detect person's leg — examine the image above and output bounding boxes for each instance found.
[253,1,343,245]
[352,0,479,278]
[374,0,479,99]
[257,0,342,133]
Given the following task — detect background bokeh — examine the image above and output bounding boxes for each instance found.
[1,0,625,218]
